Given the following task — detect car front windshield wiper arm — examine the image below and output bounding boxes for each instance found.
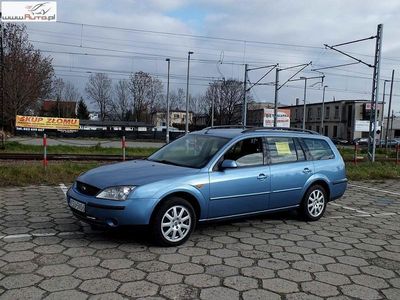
[152,159,187,167]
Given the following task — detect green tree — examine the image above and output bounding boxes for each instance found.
[77,98,90,120]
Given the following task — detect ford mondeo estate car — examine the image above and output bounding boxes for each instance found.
[67,127,347,246]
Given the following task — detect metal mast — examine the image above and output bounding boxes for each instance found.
[368,24,383,162]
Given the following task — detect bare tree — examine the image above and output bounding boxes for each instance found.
[113,79,132,121]
[3,23,53,131]
[204,79,245,125]
[49,78,80,117]
[85,73,113,121]
[129,71,164,122]
[169,88,185,111]
[147,77,164,111]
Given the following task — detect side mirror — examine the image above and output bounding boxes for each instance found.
[221,159,238,169]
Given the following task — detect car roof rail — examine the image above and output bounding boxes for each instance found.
[203,125,254,134]
[242,127,320,135]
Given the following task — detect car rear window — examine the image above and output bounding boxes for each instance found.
[303,138,335,160]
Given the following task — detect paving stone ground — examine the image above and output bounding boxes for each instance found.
[0,180,399,299]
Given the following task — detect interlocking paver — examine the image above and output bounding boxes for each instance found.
[0,182,400,299]
[73,266,109,280]
[118,280,158,298]
[79,278,120,294]
[43,290,88,300]
[147,270,183,285]
[242,289,281,300]
[262,278,299,293]
[0,273,43,289]
[200,286,239,300]
[160,283,198,299]
[39,275,81,292]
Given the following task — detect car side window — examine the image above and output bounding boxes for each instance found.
[303,138,335,160]
[267,137,298,164]
[223,137,264,167]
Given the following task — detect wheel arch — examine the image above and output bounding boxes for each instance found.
[150,191,202,225]
[304,179,331,201]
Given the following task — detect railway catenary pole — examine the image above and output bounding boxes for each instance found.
[185,51,193,134]
[165,58,171,143]
[385,70,395,150]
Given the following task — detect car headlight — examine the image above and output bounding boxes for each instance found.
[96,186,135,201]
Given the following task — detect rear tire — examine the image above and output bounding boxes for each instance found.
[151,197,195,246]
[300,185,327,221]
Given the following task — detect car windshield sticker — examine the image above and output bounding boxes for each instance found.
[275,142,291,155]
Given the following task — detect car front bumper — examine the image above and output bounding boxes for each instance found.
[66,187,157,227]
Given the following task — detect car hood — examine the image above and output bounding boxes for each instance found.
[77,159,199,189]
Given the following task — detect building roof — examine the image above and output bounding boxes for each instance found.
[80,120,153,127]
[280,99,373,109]
[151,109,194,114]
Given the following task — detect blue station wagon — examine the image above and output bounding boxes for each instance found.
[67,127,347,246]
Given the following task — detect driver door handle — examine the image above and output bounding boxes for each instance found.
[303,168,312,174]
[257,173,268,180]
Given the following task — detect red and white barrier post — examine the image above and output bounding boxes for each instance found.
[43,133,48,168]
[122,136,126,161]
[353,142,359,165]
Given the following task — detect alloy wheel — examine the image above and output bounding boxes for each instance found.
[161,205,192,242]
[307,189,325,217]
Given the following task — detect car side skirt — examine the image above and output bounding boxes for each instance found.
[198,204,300,222]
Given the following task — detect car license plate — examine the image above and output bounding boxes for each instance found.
[69,198,85,213]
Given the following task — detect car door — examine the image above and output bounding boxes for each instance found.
[208,137,270,218]
[267,137,313,209]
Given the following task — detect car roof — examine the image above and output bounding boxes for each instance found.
[192,127,324,140]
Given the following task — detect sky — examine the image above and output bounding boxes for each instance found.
[22,0,400,115]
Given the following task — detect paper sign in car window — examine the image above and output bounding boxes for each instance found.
[275,142,291,155]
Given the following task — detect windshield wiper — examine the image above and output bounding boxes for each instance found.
[152,159,187,167]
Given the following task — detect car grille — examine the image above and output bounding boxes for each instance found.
[76,181,100,196]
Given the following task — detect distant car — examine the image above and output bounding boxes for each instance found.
[152,126,185,133]
[331,138,348,145]
[380,139,400,147]
[67,127,347,246]
[353,138,369,145]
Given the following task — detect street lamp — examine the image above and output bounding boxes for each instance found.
[185,51,193,134]
[165,58,170,143]
[321,85,328,135]
[300,77,307,130]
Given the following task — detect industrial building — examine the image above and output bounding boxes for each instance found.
[281,99,383,142]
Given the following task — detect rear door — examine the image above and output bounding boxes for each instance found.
[208,137,270,218]
[267,137,313,209]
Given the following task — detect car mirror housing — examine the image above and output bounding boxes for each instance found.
[221,159,238,169]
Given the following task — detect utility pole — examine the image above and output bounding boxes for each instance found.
[0,12,4,149]
[211,93,214,127]
[369,24,383,162]
[324,24,383,162]
[273,66,279,127]
[321,85,328,135]
[185,51,193,134]
[165,58,170,143]
[242,64,248,126]
[381,79,390,147]
[390,110,395,137]
[385,70,395,149]
[301,77,308,130]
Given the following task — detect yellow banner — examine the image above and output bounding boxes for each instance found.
[16,115,80,130]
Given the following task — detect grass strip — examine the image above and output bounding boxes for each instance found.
[0,161,399,187]
[0,141,158,156]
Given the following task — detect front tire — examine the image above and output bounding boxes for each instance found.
[151,197,195,246]
[300,185,327,221]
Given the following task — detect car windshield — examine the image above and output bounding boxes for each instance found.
[148,134,230,168]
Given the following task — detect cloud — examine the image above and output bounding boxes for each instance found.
[24,0,400,114]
